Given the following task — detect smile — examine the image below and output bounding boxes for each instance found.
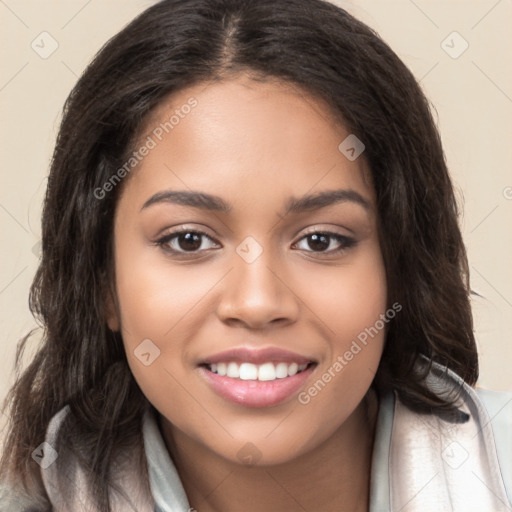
[198,347,318,407]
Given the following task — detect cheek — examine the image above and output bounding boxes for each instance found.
[112,235,238,414]
[294,241,387,411]
[294,239,387,348]
[112,245,209,420]
[331,262,387,346]
[113,239,215,343]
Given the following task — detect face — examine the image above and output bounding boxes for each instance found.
[107,75,387,466]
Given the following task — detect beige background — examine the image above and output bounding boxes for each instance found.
[1,0,511,423]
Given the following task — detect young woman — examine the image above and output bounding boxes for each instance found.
[1,0,511,511]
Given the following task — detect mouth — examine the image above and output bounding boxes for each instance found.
[197,348,318,408]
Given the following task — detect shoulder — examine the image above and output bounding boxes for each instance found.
[388,360,512,511]
[475,386,512,425]
[1,404,155,511]
[0,482,48,512]
[40,404,155,511]
[0,409,69,512]
[0,406,71,512]
[474,386,512,503]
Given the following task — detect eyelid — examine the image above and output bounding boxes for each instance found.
[295,222,357,238]
[293,223,356,242]
[298,225,350,237]
[156,224,218,241]
[155,227,220,252]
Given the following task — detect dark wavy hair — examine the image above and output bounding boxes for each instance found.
[0,0,478,510]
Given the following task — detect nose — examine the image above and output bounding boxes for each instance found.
[216,245,300,330]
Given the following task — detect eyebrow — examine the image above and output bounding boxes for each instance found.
[140,188,372,215]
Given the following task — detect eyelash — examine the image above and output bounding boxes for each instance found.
[154,227,357,258]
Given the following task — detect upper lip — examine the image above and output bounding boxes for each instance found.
[200,347,316,366]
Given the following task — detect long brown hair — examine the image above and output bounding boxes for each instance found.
[0,0,478,510]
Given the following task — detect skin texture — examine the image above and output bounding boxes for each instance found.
[106,75,387,512]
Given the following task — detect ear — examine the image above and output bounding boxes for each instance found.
[104,285,120,332]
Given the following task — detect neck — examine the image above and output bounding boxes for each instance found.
[160,388,379,512]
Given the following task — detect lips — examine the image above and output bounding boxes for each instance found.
[197,347,317,407]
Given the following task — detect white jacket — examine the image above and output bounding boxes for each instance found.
[1,361,511,511]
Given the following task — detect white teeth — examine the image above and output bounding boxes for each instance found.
[227,362,239,378]
[288,363,298,376]
[239,363,258,380]
[275,362,288,378]
[258,362,276,381]
[206,361,311,381]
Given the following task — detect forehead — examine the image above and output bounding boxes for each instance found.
[120,75,375,211]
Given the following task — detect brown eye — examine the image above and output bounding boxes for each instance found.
[175,232,202,251]
[294,231,357,254]
[305,233,330,251]
[156,229,219,255]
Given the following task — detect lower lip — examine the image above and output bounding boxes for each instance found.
[198,365,316,408]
